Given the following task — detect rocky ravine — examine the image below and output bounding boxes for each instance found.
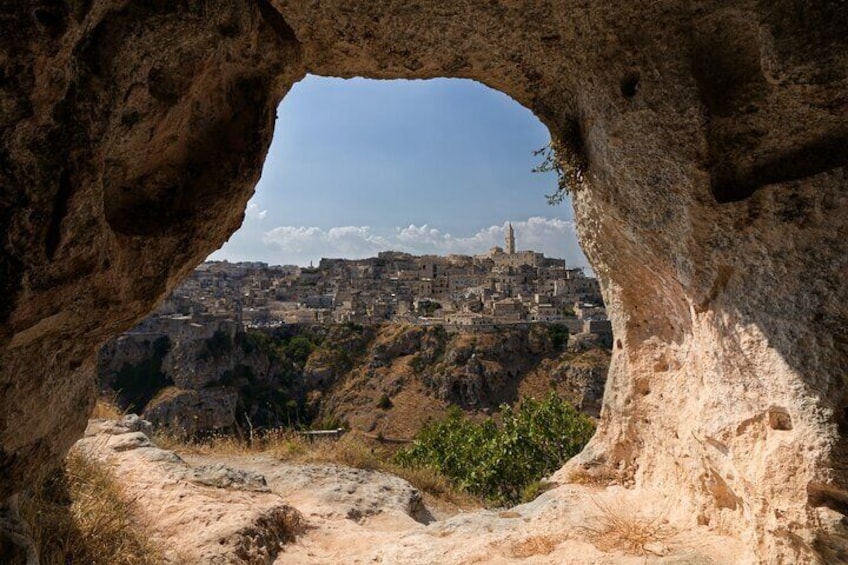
[2,1,847,562]
[98,323,610,439]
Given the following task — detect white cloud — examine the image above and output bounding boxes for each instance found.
[245,202,268,221]
[263,225,389,260]
[259,217,589,269]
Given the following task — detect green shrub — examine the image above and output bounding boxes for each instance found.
[394,393,594,506]
[198,329,233,360]
[113,336,171,412]
[417,300,440,316]
[240,327,323,366]
[547,323,569,350]
[376,393,393,410]
[284,335,316,366]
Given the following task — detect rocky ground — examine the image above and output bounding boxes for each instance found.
[77,415,751,564]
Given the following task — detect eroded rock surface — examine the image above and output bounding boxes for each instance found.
[78,417,304,563]
[182,452,434,527]
[143,386,239,436]
[1,0,302,501]
[2,1,847,562]
[183,449,748,565]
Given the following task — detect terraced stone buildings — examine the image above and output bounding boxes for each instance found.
[140,246,609,340]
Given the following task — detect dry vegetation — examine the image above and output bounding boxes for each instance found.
[156,429,480,510]
[90,397,124,420]
[582,497,676,557]
[509,534,567,558]
[17,450,163,565]
[567,466,618,488]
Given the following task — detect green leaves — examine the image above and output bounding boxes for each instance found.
[394,393,595,505]
[532,121,588,205]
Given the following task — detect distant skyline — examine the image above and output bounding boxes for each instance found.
[210,75,589,270]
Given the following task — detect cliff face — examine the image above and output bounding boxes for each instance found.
[98,325,316,433]
[96,323,609,439]
[2,1,847,561]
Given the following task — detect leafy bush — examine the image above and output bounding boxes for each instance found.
[284,335,316,366]
[240,328,321,367]
[113,336,172,412]
[394,393,594,505]
[198,329,233,360]
[416,300,441,316]
[376,393,393,410]
[547,323,569,350]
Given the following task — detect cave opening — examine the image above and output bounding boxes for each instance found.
[5,2,847,561]
[97,74,613,457]
[212,74,591,272]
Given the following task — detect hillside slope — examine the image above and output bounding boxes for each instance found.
[98,324,610,438]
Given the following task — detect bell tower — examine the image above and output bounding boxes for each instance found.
[506,222,515,254]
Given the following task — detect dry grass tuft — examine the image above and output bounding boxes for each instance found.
[567,467,617,487]
[582,497,676,556]
[90,396,124,420]
[510,534,565,558]
[289,434,385,470]
[152,429,253,456]
[18,450,163,565]
[389,465,479,508]
[231,505,307,562]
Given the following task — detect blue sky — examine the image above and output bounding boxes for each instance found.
[210,75,589,269]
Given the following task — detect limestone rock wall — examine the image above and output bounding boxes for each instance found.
[0,0,304,499]
[2,1,847,561]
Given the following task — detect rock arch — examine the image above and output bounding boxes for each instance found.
[1,1,846,561]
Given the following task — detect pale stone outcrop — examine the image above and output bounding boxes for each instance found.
[77,417,304,563]
[183,450,750,564]
[1,1,846,562]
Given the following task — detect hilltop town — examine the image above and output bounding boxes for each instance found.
[96,225,612,441]
[136,224,610,341]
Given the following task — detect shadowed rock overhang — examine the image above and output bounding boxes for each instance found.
[1,1,847,562]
